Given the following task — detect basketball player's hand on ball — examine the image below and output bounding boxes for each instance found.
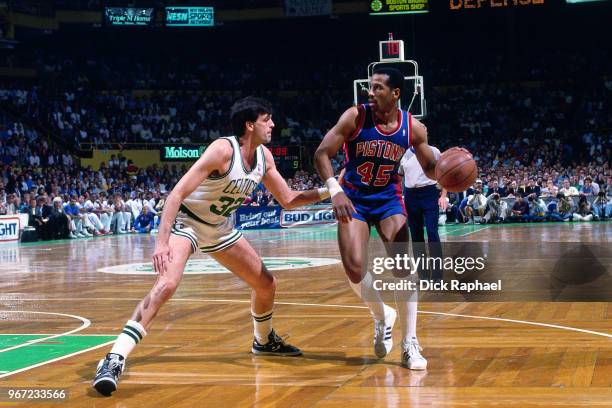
[332,192,356,223]
[446,146,472,157]
[153,242,173,275]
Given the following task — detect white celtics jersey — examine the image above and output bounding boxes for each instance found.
[182,136,266,225]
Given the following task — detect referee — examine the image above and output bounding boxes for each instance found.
[399,145,447,281]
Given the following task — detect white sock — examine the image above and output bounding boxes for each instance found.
[348,273,386,321]
[252,309,273,344]
[394,281,418,342]
[110,320,147,359]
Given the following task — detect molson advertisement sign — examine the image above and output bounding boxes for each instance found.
[160,145,207,161]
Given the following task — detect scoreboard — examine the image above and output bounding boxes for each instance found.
[269,146,300,174]
[449,0,544,9]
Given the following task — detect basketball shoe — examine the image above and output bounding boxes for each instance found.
[374,305,396,358]
[93,353,125,396]
[401,338,427,370]
[252,329,302,356]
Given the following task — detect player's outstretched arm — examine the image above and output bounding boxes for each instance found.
[153,139,231,274]
[313,107,359,222]
[262,147,329,210]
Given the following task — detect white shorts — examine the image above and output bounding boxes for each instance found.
[171,211,242,254]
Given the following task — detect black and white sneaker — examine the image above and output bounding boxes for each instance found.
[401,338,427,370]
[252,329,302,356]
[93,353,125,396]
[374,306,396,358]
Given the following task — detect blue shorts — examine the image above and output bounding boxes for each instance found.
[342,183,406,225]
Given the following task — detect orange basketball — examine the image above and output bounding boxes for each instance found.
[435,149,478,193]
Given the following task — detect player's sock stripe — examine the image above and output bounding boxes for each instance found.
[124,325,143,341]
[253,314,273,322]
[122,329,140,344]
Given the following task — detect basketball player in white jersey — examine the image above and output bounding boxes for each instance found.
[93,97,330,396]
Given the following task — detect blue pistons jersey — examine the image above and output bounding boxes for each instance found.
[341,104,412,224]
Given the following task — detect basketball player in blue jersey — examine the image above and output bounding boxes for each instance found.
[315,67,450,370]
[93,97,331,396]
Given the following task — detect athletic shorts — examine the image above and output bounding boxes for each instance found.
[342,183,406,225]
[170,209,242,254]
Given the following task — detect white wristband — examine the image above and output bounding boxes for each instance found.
[325,177,343,198]
[317,187,331,200]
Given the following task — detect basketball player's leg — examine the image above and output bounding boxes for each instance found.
[210,237,301,356]
[377,214,427,370]
[337,217,370,284]
[128,234,192,329]
[93,234,192,396]
[339,218,395,357]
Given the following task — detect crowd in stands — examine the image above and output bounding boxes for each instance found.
[1,112,610,243]
[2,49,606,148]
[448,176,612,225]
[1,47,611,241]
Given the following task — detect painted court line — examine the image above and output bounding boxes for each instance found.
[178,298,612,339]
[0,298,609,378]
[0,333,114,337]
[0,340,115,379]
[438,225,485,237]
[417,310,612,339]
[9,297,612,339]
[0,311,90,354]
[200,299,612,338]
[459,225,490,237]
[6,297,608,339]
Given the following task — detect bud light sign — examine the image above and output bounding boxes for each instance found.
[0,216,20,242]
[280,206,336,228]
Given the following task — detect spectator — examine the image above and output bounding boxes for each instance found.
[133,206,155,233]
[507,194,530,222]
[110,194,129,233]
[64,195,91,237]
[580,176,599,196]
[527,193,546,222]
[28,197,49,239]
[48,196,70,239]
[466,190,487,221]
[482,193,506,224]
[546,195,569,222]
[591,191,610,220]
[456,195,470,223]
[573,194,594,221]
[557,192,574,220]
[253,190,269,207]
[486,180,506,198]
[559,179,579,196]
[4,193,18,215]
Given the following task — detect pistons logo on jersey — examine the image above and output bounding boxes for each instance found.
[343,105,411,189]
